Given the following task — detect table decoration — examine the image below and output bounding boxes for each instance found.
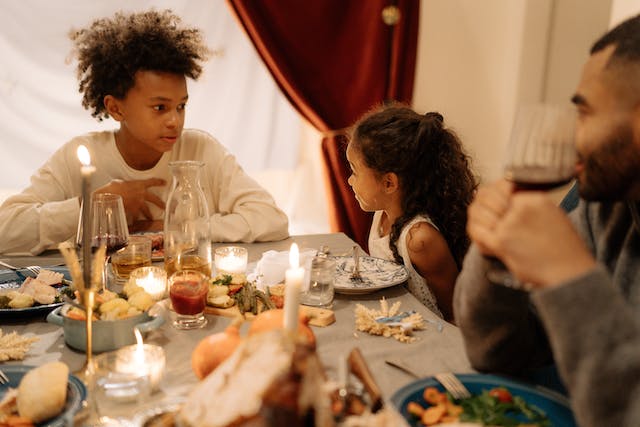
[283,243,304,334]
[214,246,248,275]
[129,266,167,301]
[58,241,107,383]
[0,329,39,361]
[114,329,165,391]
[354,298,426,343]
[77,144,95,291]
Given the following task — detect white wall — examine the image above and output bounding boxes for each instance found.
[610,0,640,25]
[413,0,612,183]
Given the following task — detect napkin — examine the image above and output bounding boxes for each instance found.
[254,249,316,290]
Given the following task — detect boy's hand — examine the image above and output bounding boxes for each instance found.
[94,178,166,223]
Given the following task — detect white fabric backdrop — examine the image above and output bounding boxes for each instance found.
[0,0,330,234]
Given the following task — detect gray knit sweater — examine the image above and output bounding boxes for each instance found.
[454,199,640,427]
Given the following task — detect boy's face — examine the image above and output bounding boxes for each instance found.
[114,70,188,157]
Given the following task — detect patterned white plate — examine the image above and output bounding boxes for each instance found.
[330,255,408,295]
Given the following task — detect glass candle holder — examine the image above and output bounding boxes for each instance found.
[214,246,248,275]
[114,343,166,391]
[94,343,166,399]
[129,266,167,301]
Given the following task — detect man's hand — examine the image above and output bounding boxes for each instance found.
[467,180,596,288]
[94,178,166,224]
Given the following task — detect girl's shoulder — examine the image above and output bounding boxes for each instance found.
[404,218,447,256]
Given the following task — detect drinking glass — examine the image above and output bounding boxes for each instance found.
[77,193,130,291]
[111,235,152,284]
[487,103,577,287]
[300,256,335,307]
[168,270,208,329]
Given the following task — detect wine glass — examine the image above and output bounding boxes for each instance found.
[77,193,129,291]
[486,103,577,288]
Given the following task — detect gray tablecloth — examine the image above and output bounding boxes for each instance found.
[0,233,472,421]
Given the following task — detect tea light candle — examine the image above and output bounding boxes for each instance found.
[130,266,167,301]
[77,145,95,289]
[115,343,166,391]
[284,243,304,333]
[214,246,248,275]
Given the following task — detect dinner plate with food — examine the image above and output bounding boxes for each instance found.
[0,267,73,318]
[0,362,86,426]
[391,373,576,427]
[330,255,409,294]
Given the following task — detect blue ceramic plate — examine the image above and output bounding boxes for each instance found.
[330,255,408,294]
[0,266,72,318]
[391,373,576,426]
[0,365,86,426]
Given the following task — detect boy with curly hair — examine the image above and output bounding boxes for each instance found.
[0,9,289,254]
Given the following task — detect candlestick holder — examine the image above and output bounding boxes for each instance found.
[74,288,97,384]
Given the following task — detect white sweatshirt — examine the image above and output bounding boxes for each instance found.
[0,129,289,254]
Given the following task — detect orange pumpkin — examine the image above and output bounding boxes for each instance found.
[247,309,316,348]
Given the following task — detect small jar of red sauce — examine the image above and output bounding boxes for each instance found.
[168,270,208,329]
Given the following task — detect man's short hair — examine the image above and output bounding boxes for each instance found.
[592,14,640,63]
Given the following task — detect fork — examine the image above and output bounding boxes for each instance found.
[0,368,9,385]
[434,372,471,399]
[350,246,363,282]
[0,261,41,280]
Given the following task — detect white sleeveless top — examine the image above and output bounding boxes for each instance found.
[368,210,443,318]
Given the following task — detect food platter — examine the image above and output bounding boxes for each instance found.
[391,373,577,427]
[330,255,408,295]
[0,365,86,427]
[0,266,72,318]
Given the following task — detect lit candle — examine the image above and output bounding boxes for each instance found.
[283,243,304,334]
[130,266,167,301]
[115,329,166,391]
[77,145,95,289]
[214,246,248,275]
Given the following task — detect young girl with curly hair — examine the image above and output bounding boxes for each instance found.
[347,104,477,320]
[0,9,288,254]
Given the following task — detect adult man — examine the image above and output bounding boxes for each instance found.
[454,14,640,427]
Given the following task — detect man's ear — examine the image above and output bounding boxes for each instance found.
[382,172,399,194]
[104,95,123,121]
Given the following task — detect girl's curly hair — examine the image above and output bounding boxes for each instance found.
[351,104,478,269]
[69,9,210,121]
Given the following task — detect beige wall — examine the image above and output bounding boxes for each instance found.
[412,0,611,183]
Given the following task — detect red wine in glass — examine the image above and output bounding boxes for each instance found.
[505,165,575,192]
[91,235,128,255]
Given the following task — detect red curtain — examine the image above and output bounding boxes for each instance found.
[227,0,420,251]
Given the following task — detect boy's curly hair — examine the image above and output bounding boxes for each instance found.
[351,104,478,269]
[69,9,210,121]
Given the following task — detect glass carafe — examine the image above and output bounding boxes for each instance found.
[164,161,212,277]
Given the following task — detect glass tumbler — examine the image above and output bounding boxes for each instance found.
[168,270,209,329]
[300,256,335,307]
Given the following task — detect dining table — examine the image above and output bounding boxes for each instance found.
[0,232,473,424]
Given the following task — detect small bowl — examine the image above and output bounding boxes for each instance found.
[46,305,164,353]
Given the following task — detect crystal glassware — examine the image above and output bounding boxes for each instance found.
[164,161,212,278]
[77,193,129,291]
[487,103,577,288]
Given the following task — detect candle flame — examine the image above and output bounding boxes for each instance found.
[77,145,91,166]
[289,243,299,269]
[134,328,146,364]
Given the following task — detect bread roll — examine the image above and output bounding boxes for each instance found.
[17,361,69,422]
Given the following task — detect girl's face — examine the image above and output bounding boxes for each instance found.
[111,70,188,163]
[346,142,387,212]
